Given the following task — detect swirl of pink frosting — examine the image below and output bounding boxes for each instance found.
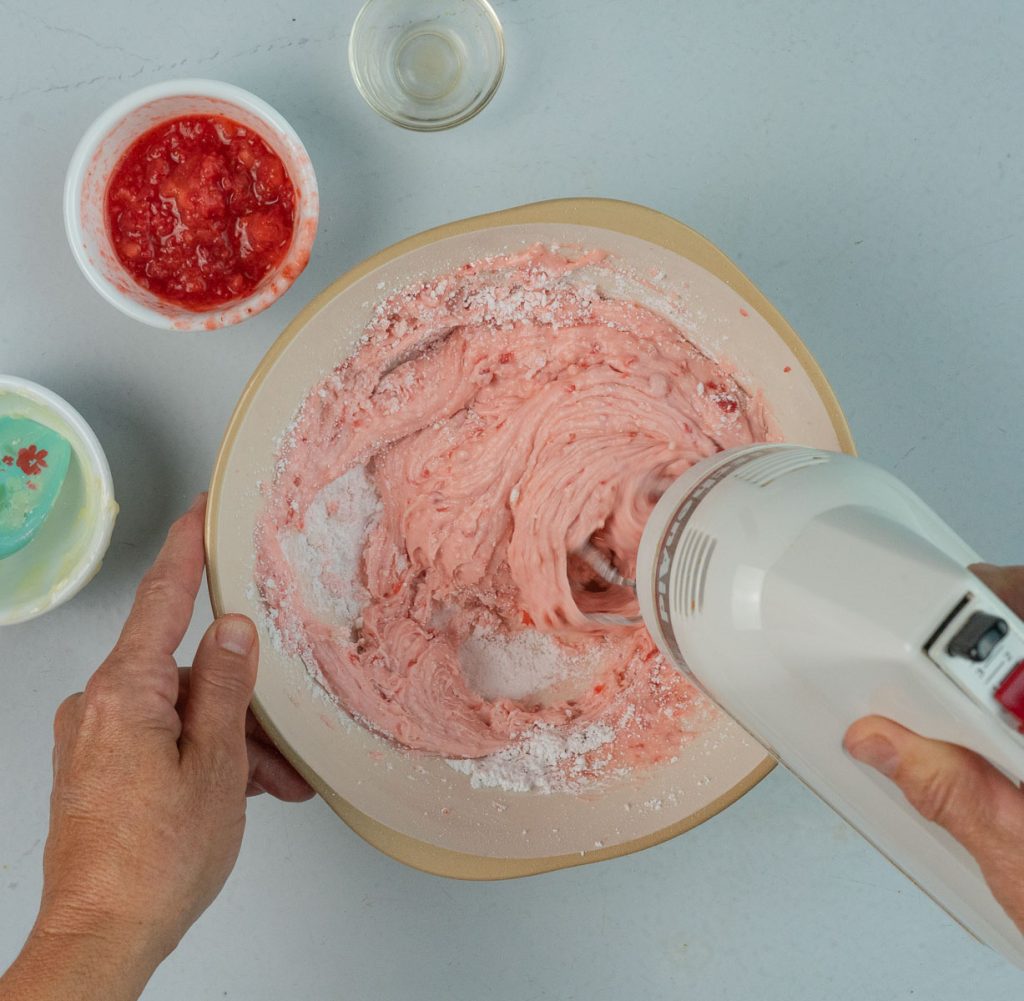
[255,246,775,769]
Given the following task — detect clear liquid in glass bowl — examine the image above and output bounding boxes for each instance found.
[349,0,505,131]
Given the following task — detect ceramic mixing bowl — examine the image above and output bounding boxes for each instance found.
[206,198,854,877]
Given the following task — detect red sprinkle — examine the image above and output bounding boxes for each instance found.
[739,307,749,317]
[783,365,792,373]
[1,455,12,466]
[106,115,296,311]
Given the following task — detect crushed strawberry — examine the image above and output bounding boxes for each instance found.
[106,115,296,310]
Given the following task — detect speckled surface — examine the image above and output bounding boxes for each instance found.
[2,0,1023,997]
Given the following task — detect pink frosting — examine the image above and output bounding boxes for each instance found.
[255,246,775,773]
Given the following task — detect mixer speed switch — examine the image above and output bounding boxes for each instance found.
[947,612,1008,662]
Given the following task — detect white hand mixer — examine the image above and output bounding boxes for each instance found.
[588,443,1024,967]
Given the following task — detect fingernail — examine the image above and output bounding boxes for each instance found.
[217,617,255,656]
[846,734,900,778]
[190,492,208,512]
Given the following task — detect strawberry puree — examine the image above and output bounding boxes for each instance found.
[256,246,775,774]
[106,115,295,310]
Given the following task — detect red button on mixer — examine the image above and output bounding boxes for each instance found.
[994,661,1024,724]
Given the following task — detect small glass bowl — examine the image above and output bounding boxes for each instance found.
[349,0,505,131]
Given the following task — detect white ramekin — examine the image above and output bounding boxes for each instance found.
[63,79,319,331]
[0,376,118,626]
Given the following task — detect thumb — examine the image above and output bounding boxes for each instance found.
[844,715,1024,929]
[182,615,259,763]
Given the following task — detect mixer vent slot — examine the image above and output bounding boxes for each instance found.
[673,529,717,617]
[733,449,831,487]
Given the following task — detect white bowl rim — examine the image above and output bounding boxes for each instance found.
[0,375,118,625]
[63,78,319,331]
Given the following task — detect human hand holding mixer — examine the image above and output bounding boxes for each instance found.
[846,561,1024,936]
[578,443,1024,962]
[3,449,1024,1001]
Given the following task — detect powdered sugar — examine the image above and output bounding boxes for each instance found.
[279,465,381,626]
[459,626,602,702]
[446,720,618,793]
